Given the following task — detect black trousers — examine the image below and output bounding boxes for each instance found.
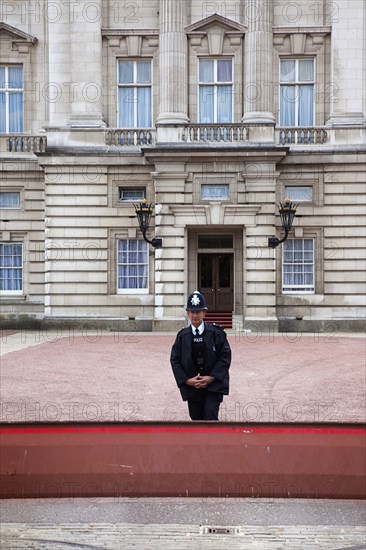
[187,391,223,421]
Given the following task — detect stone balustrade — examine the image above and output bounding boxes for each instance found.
[6,135,47,153]
[276,127,328,145]
[106,129,155,146]
[183,124,250,144]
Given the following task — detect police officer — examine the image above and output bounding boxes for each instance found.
[170,291,231,421]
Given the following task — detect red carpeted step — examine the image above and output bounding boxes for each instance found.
[205,312,232,328]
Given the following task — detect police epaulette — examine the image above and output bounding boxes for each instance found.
[212,322,224,330]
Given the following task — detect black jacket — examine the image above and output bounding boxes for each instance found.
[170,323,231,401]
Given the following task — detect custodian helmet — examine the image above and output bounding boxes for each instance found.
[186,291,208,311]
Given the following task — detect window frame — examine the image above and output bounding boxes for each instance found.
[118,187,146,203]
[282,237,315,294]
[0,65,24,134]
[198,58,234,124]
[279,58,315,127]
[0,241,23,295]
[0,191,21,209]
[284,185,313,203]
[117,238,149,295]
[117,59,153,129]
[201,184,230,201]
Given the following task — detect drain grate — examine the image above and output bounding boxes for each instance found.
[201,526,240,535]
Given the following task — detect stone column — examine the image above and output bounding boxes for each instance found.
[68,0,105,128]
[156,0,188,141]
[242,0,275,127]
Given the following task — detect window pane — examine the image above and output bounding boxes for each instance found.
[217,85,232,123]
[201,184,229,200]
[119,189,145,202]
[0,192,20,208]
[280,86,295,125]
[137,87,151,127]
[0,92,6,132]
[285,186,312,202]
[8,67,23,88]
[199,60,214,83]
[217,60,232,82]
[282,239,314,293]
[198,235,233,248]
[137,62,151,84]
[119,61,134,84]
[0,67,5,88]
[298,86,314,125]
[9,92,23,132]
[0,242,23,292]
[299,60,314,81]
[199,86,215,123]
[117,239,148,290]
[118,87,135,127]
[281,60,295,82]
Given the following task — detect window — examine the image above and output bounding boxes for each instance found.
[117,239,148,293]
[118,60,152,128]
[0,66,23,133]
[198,235,233,248]
[199,59,233,124]
[0,242,23,294]
[280,59,314,126]
[201,184,229,201]
[284,186,313,202]
[282,238,315,293]
[0,192,21,209]
[119,188,145,202]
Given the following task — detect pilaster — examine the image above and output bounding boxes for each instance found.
[45,0,106,148]
[46,0,71,128]
[68,0,105,129]
[242,0,275,130]
[326,0,366,125]
[156,0,189,142]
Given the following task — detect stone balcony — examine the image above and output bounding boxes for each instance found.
[3,123,365,153]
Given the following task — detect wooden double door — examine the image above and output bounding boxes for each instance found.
[198,253,234,312]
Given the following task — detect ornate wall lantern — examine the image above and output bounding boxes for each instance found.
[268,198,298,248]
[134,199,162,248]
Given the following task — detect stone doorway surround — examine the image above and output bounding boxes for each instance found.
[188,227,243,318]
[171,204,261,332]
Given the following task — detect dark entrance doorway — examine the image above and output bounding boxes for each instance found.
[198,253,234,312]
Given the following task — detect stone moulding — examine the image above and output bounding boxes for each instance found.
[169,204,261,227]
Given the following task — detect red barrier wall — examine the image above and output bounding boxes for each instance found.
[1,423,365,499]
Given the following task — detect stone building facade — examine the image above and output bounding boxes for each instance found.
[0,0,365,332]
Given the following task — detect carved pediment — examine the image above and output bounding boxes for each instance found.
[185,14,246,34]
[273,26,331,53]
[0,22,37,53]
[186,14,246,55]
[102,28,159,55]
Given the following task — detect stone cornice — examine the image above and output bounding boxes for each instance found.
[170,203,261,226]
[273,26,331,35]
[142,146,288,164]
[102,28,159,37]
[0,22,37,53]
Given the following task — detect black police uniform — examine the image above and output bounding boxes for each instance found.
[170,291,231,421]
